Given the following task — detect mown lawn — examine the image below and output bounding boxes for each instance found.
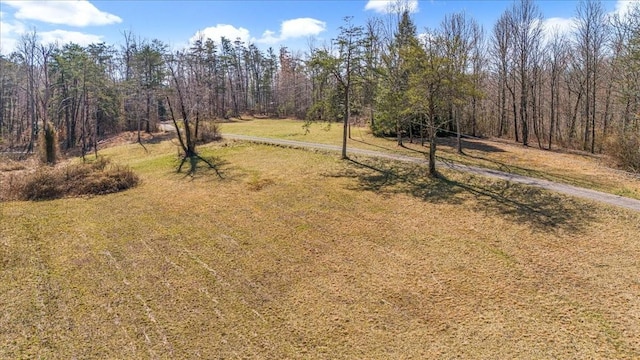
[1,139,639,358]
[220,118,640,200]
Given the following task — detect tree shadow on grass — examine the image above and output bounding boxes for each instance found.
[145,132,176,144]
[350,137,507,156]
[170,155,230,180]
[461,152,600,190]
[331,157,594,234]
[329,157,466,205]
[350,138,404,154]
[438,137,507,153]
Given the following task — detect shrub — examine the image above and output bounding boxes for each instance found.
[22,169,61,200]
[0,173,26,201]
[197,121,221,144]
[5,157,140,201]
[75,164,139,195]
[605,132,640,173]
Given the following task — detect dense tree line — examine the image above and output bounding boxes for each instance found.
[0,31,292,156]
[1,0,638,171]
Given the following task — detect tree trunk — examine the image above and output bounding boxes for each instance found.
[428,129,437,177]
[471,95,477,138]
[145,92,151,133]
[520,70,529,147]
[507,82,518,142]
[342,86,349,159]
[590,69,596,154]
[499,74,506,137]
[456,112,462,154]
[601,77,613,152]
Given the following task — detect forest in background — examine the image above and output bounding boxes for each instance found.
[0,0,638,171]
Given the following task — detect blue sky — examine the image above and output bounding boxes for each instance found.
[0,0,637,55]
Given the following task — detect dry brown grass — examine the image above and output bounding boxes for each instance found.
[1,140,639,358]
[432,136,640,200]
[220,119,640,200]
[0,157,28,172]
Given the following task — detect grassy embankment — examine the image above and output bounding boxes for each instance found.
[1,133,640,358]
[220,118,640,200]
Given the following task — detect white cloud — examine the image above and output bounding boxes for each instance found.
[281,18,326,39]
[1,24,102,55]
[190,18,326,47]
[541,17,575,42]
[364,0,419,14]
[38,30,103,47]
[0,18,25,38]
[255,17,326,45]
[417,32,433,45]
[190,24,251,45]
[536,0,638,43]
[3,0,121,27]
[0,15,26,55]
[0,35,19,55]
[258,29,279,44]
[614,0,638,17]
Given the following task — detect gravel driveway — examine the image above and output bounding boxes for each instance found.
[222,133,640,212]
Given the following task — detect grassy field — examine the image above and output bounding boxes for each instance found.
[220,118,640,200]
[2,135,640,358]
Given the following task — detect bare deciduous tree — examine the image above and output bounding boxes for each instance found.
[575,0,608,153]
[510,0,543,146]
[166,53,221,176]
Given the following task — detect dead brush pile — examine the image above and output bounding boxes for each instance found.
[0,157,139,201]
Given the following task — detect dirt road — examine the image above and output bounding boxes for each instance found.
[223,133,640,212]
[158,122,176,132]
